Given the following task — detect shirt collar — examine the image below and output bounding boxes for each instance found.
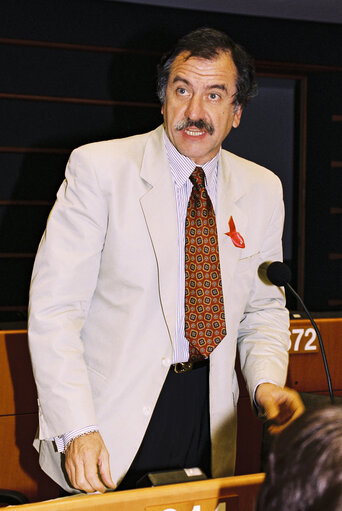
[163,129,220,189]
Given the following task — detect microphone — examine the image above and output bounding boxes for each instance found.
[265,260,292,287]
[258,261,334,403]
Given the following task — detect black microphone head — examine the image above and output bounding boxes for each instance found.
[266,261,292,286]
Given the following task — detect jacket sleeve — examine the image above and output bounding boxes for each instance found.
[28,146,107,439]
[237,178,290,403]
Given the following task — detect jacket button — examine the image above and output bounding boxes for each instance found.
[162,357,171,367]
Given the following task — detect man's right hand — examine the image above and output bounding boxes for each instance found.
[64,431,115,493]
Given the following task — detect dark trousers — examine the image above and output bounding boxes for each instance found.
[117,360,211,490]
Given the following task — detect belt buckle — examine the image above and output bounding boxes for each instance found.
[173,362,193,374]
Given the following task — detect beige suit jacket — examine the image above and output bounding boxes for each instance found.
[28,125,289,491]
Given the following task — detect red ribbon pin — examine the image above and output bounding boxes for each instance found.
[225,216,245,248]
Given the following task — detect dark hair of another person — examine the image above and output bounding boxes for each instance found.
[157,27,258,109]
[256,406,342,511]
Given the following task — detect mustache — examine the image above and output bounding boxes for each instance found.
[175,118,214,136]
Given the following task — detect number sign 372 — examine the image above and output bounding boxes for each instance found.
[289,328,318,353]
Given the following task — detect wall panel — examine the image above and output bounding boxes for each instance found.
[0,0,341,318]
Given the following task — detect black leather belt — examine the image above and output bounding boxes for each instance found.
[171,358,209,374]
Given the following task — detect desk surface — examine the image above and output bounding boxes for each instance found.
[4,473,265,511]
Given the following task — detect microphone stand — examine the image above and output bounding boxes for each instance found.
[286,282,334,404]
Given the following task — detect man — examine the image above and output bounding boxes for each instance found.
[28,27,303,494]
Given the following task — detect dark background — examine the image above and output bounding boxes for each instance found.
[0,0,341,324]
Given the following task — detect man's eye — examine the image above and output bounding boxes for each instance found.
[177,88,188,95]
[209,93,220,100]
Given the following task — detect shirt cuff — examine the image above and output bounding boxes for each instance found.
[54,425,99,453]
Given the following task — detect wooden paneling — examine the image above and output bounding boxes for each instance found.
[0,331,36,415]
[0,3,342,319]
[287,318,342,393]
[0,330,59,501]
[0,415,59,502]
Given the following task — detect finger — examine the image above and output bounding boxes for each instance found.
[278,390,304,419]
[83,462,107,493]
[275,401,295,423]
[262,399,280,422]
[73,459,97,493]
[65,450,84,490]
[268,392,305,434]
[268,411,297,434]
[64,458,76,489]
[66,449,105,493]
[268,422,289,435]
[98,451,115,489]
[80,447,108,493]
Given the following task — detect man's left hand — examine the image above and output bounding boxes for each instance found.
[255,383,305,434]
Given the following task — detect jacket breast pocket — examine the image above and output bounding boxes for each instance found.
[236,252,260,274]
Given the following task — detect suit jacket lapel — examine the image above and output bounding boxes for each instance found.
[217,152,248,291]
[139,127,178,346]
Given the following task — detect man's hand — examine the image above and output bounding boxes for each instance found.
[64,431,115,493]
[255,383,305,434]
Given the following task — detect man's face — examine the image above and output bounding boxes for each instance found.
[162,51,242,165]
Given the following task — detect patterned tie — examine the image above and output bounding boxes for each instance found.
[185,167,227,362]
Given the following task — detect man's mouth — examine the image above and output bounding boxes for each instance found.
[184,129,206,137]
[175,118,214,136]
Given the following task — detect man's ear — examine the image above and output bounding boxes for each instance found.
[232,105,243,128]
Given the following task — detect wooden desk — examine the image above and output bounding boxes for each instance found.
[0,330,59,502]
[1,318,341,501]
[235,317,342,475]
[287,318,342,393]
[3,473,265,511]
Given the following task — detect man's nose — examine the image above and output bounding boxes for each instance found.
[185,94,205,120]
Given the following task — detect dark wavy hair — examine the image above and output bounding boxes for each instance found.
[157,27,258,109]
[257,406,342,511]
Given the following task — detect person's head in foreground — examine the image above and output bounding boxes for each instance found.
[257,406,342,511]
